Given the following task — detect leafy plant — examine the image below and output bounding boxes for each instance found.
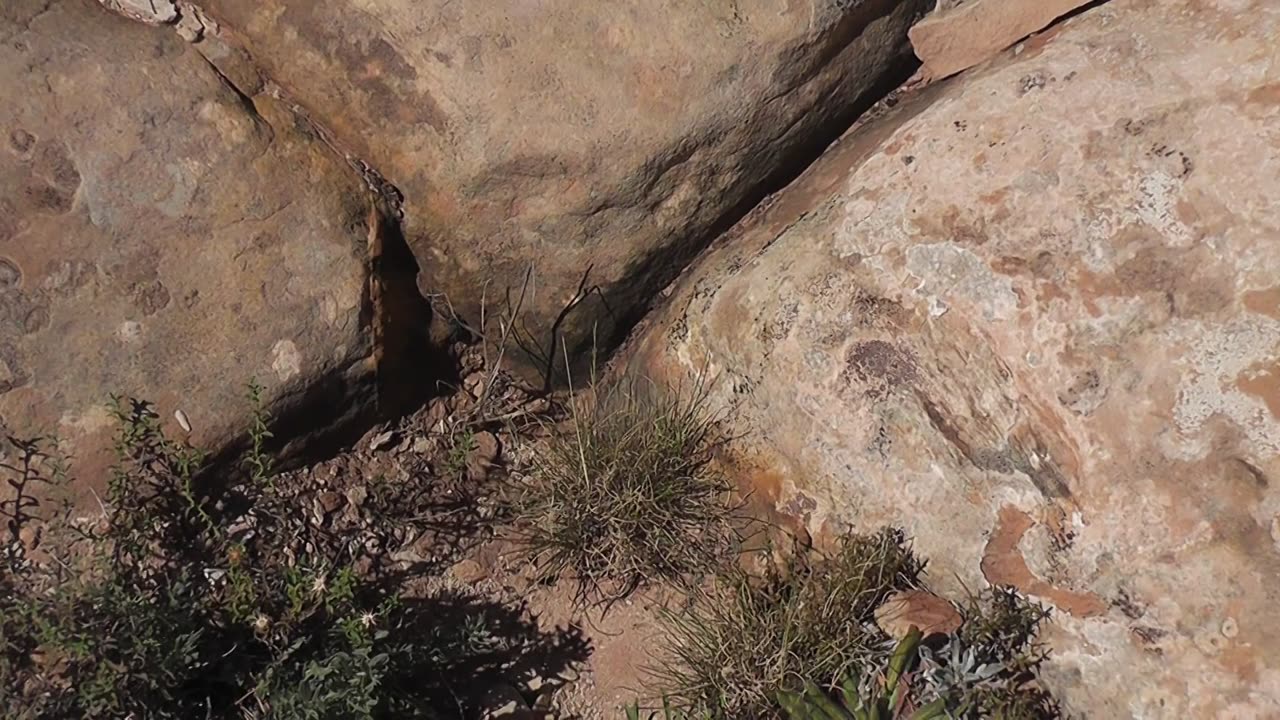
[776,629,946,720]
[515,376,737,605]
[0,406,223,718]
[445,429,476,478]
[917,636,1002,701]
[917,587,1058,719]
[244,378,276,486]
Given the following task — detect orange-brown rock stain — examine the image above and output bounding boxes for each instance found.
[1246,82,1280,106]
[1243,285,1280,321]
[718,456,815,551]
[1236,360,1280,420]
[981,505,1107,618]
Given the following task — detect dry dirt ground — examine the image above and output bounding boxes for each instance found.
[266,341,670,719]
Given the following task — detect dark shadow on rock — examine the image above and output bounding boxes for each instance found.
[195,365,378,495]
[375,210,461,418]
[197,207,462,490]
[548,14,927,387]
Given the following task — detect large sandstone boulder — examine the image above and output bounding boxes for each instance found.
[625,0,1280,716]
[193,0,931,381]
[1,0,378,489]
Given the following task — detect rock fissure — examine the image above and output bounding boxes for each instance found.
[182,0,935,384]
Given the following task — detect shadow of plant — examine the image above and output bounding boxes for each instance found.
[397,590,591,714]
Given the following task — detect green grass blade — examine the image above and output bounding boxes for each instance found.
[885,628,922,691]
[777,689,813,719]
[838,676,863,712]
[802,680,852,720]
[907,698,948,720]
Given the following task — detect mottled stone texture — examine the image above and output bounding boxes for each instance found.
[0,0,376,490]
[909,0,1091,80]
[194,0,930,381]
[625,0,1280,715]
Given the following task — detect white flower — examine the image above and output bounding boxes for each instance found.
[311,575,327,596]
[359,611,376,629]
[252,613,271,633]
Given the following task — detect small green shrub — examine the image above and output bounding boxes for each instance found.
[0,387,551,719]
[0,394,432,719]
[444,429,476,478]
[647,528,924,719]
[514,377,737,604]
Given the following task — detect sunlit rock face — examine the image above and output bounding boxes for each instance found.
[624,1,1280,715]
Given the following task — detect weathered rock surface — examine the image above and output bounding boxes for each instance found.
[910,0,1092,81]
[1,0,377,489]
[193,0,930,380]
[625,0,1280,715]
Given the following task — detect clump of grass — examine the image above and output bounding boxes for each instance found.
[648,528,924,719]
[955,585,1052,667]
[642,530,1061,720]
[515,376,736,604]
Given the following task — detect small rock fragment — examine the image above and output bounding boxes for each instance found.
[353,555,374,576]
[448,391,475,415]
[874,590,963,639]
[532,684,556,710]
[316,490,345,515]
[99,0,178,25]
[461,349,484,374]
[451,558,489,584]
[18,524,41,553]
[389,548,428,565]
[344,485,368,509]
[308,503,325,528]
[424,399,449,427]
[481,683,528,718]
[466,431,501,482]
[368,428,396,451]
[174,11,204,42]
